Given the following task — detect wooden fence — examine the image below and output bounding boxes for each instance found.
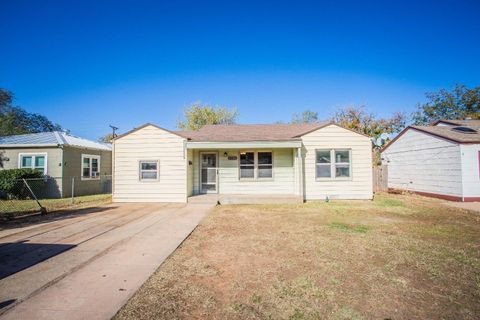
[373,165,388,192]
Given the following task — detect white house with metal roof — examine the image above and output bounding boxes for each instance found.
[381,119,480,202]
[112,122,373,203]
[0,131,112,197]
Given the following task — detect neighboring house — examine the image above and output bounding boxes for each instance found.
[112,122,373,203]
[0,131,112,198]
[381,119,480,202]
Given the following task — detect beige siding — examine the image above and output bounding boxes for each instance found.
[293,148,300,195]
[382,129,462,197]
[192,148,295,195]
[302,124,373,200]
[0,147,63,178]
[113,125,187,202]
[62,146,112,197]
[0,147,64,197]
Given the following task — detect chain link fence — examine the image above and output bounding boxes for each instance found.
[0,175,112,217]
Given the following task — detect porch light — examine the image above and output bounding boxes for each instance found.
[224,152,228,157]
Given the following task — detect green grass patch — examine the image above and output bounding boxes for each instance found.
[374,196,405,208]
[0,194,111,215]
[328,222,369,233]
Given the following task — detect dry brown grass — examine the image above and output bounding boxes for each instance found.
[115,193,480,320]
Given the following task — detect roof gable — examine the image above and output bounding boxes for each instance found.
[299,123,372,139]
[114,123,187,141]
[382,125,480,152]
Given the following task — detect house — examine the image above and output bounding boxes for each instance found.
[0,131,112,198]
[112,122,373,203]
[381,119,480,202]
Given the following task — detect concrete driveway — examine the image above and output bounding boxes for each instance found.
[0,201,215,320]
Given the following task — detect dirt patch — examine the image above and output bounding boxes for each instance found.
[115,193,480,320]
[447,202,480,214]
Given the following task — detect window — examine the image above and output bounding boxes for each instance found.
[258,152,273,178]
[81,154,101,179]
[315,149,351,179]
[19,153,47,174]
[315,150,331,178]
[139,161,159,181]
[239,151,273,180]
[334,150,350,178]
[239,152,254,179]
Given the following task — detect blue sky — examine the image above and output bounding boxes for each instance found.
[1,0,479,140]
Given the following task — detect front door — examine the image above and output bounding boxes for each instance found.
[200,153,218,193]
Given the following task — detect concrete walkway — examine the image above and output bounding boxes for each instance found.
[0,201,215,320]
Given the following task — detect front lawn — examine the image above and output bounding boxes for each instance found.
[115,194,480,320]
[0,194,112,215]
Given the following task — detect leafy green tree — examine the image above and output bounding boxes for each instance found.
[177,102,238,131]
[291,110,319,123]
[332,106,406,138]
[333,106,406,166]
[0,89,62,136]
[412,84,480,125]
[98,133,115,143]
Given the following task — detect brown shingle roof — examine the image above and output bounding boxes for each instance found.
[382,123,480,152]
[411,125,480,143]
[175,122,331,142]
[434,119,480,126]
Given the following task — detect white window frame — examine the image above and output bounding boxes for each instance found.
[18,153,48,175]
[139,160,159,182]
[315,149,352,181]
[239,151,255,180]
[81,154,101,180]
[239,150,273,180]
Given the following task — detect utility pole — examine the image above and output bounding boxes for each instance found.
[109,125,119,138]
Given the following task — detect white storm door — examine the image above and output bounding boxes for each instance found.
[200,153,218,193]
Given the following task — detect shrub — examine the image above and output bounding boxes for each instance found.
[0,169,44,199]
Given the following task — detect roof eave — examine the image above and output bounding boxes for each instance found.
[292,122,333,137]
[63,144,112,152]
[0,144,60,148]
[294,122,372,139]
[381,126,480,153]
